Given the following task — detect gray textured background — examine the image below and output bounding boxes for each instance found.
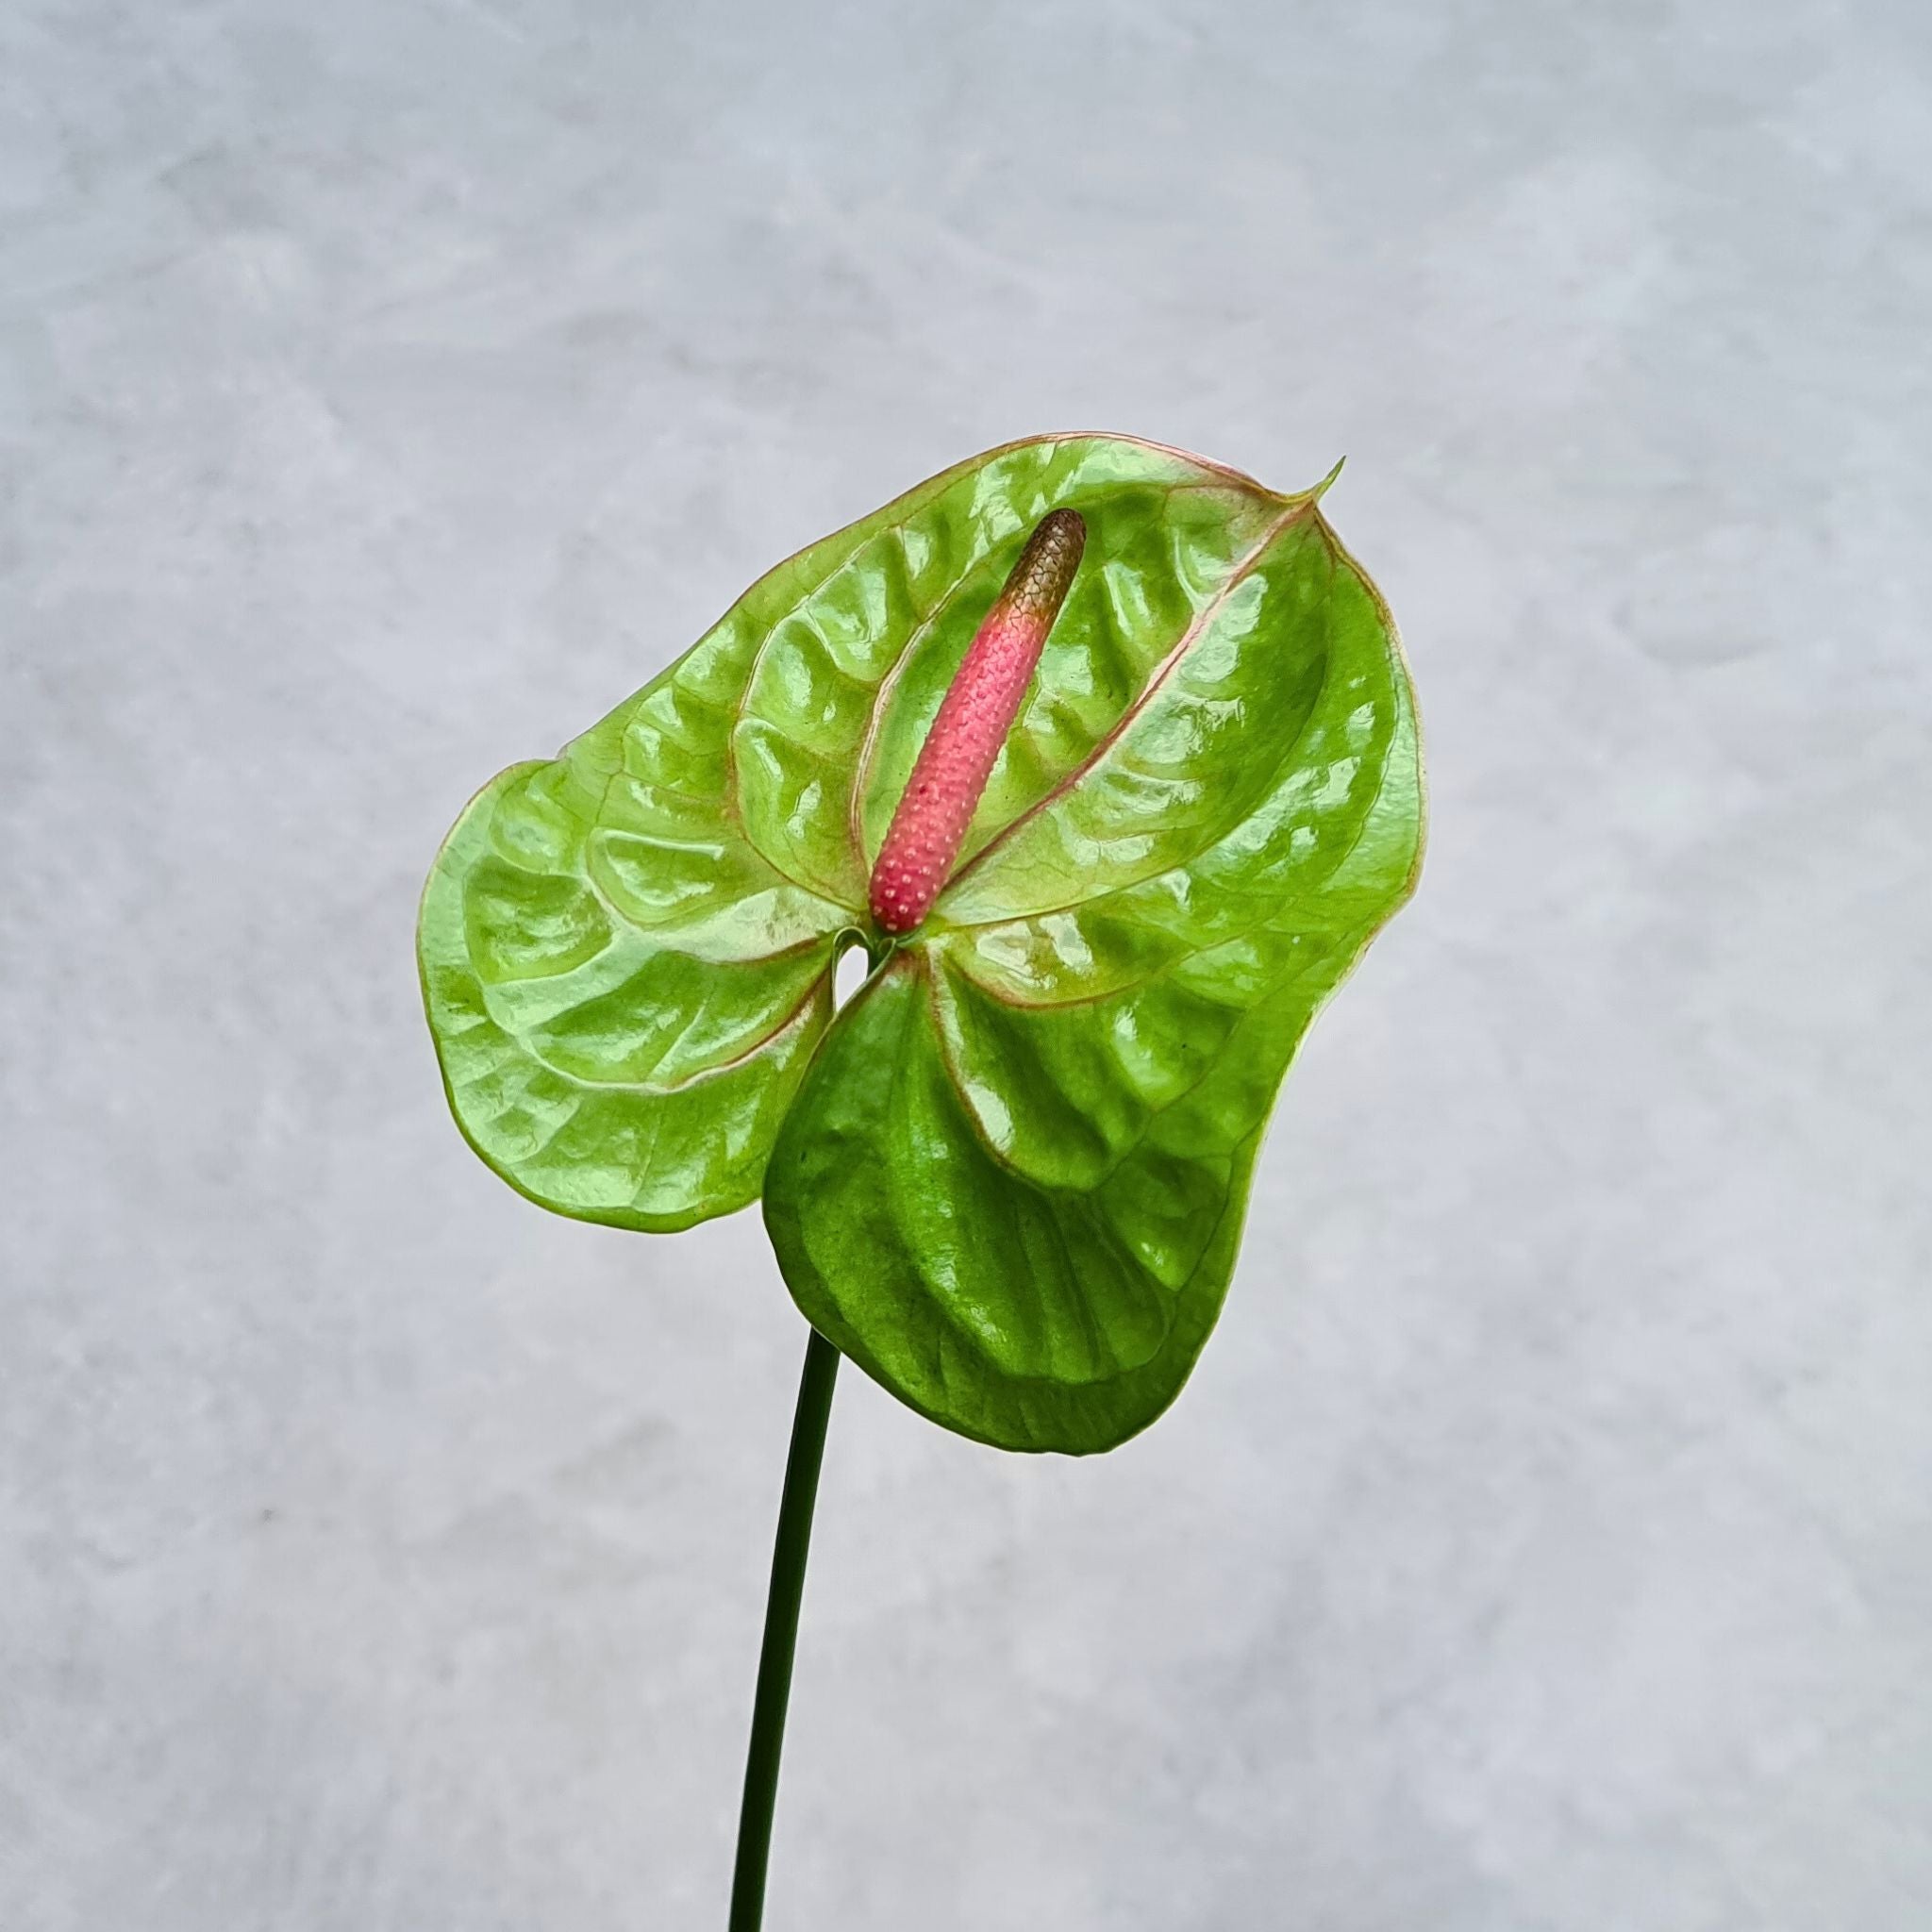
[4,2,1928,1927]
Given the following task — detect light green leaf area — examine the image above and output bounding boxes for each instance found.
[421,433,1423,1450]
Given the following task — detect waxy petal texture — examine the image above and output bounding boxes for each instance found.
[421,434,1424,1449]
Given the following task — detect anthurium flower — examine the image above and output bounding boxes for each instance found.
[419,433,1424,1454]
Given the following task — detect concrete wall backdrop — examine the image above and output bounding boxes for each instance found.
[3,2,1928,1926]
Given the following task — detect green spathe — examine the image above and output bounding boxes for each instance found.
[419,433,1424,1453]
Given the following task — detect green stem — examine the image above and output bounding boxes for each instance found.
[728,1326,840,1932]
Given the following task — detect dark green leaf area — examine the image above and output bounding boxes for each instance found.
[764,957,1176,1420]
[766,909,1374,1453]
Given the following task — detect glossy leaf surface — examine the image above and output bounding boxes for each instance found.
[421,434,1423,1449]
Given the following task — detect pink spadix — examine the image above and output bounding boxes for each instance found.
[869,509,1087,936]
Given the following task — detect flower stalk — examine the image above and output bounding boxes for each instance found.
[728,1329,841,1932]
